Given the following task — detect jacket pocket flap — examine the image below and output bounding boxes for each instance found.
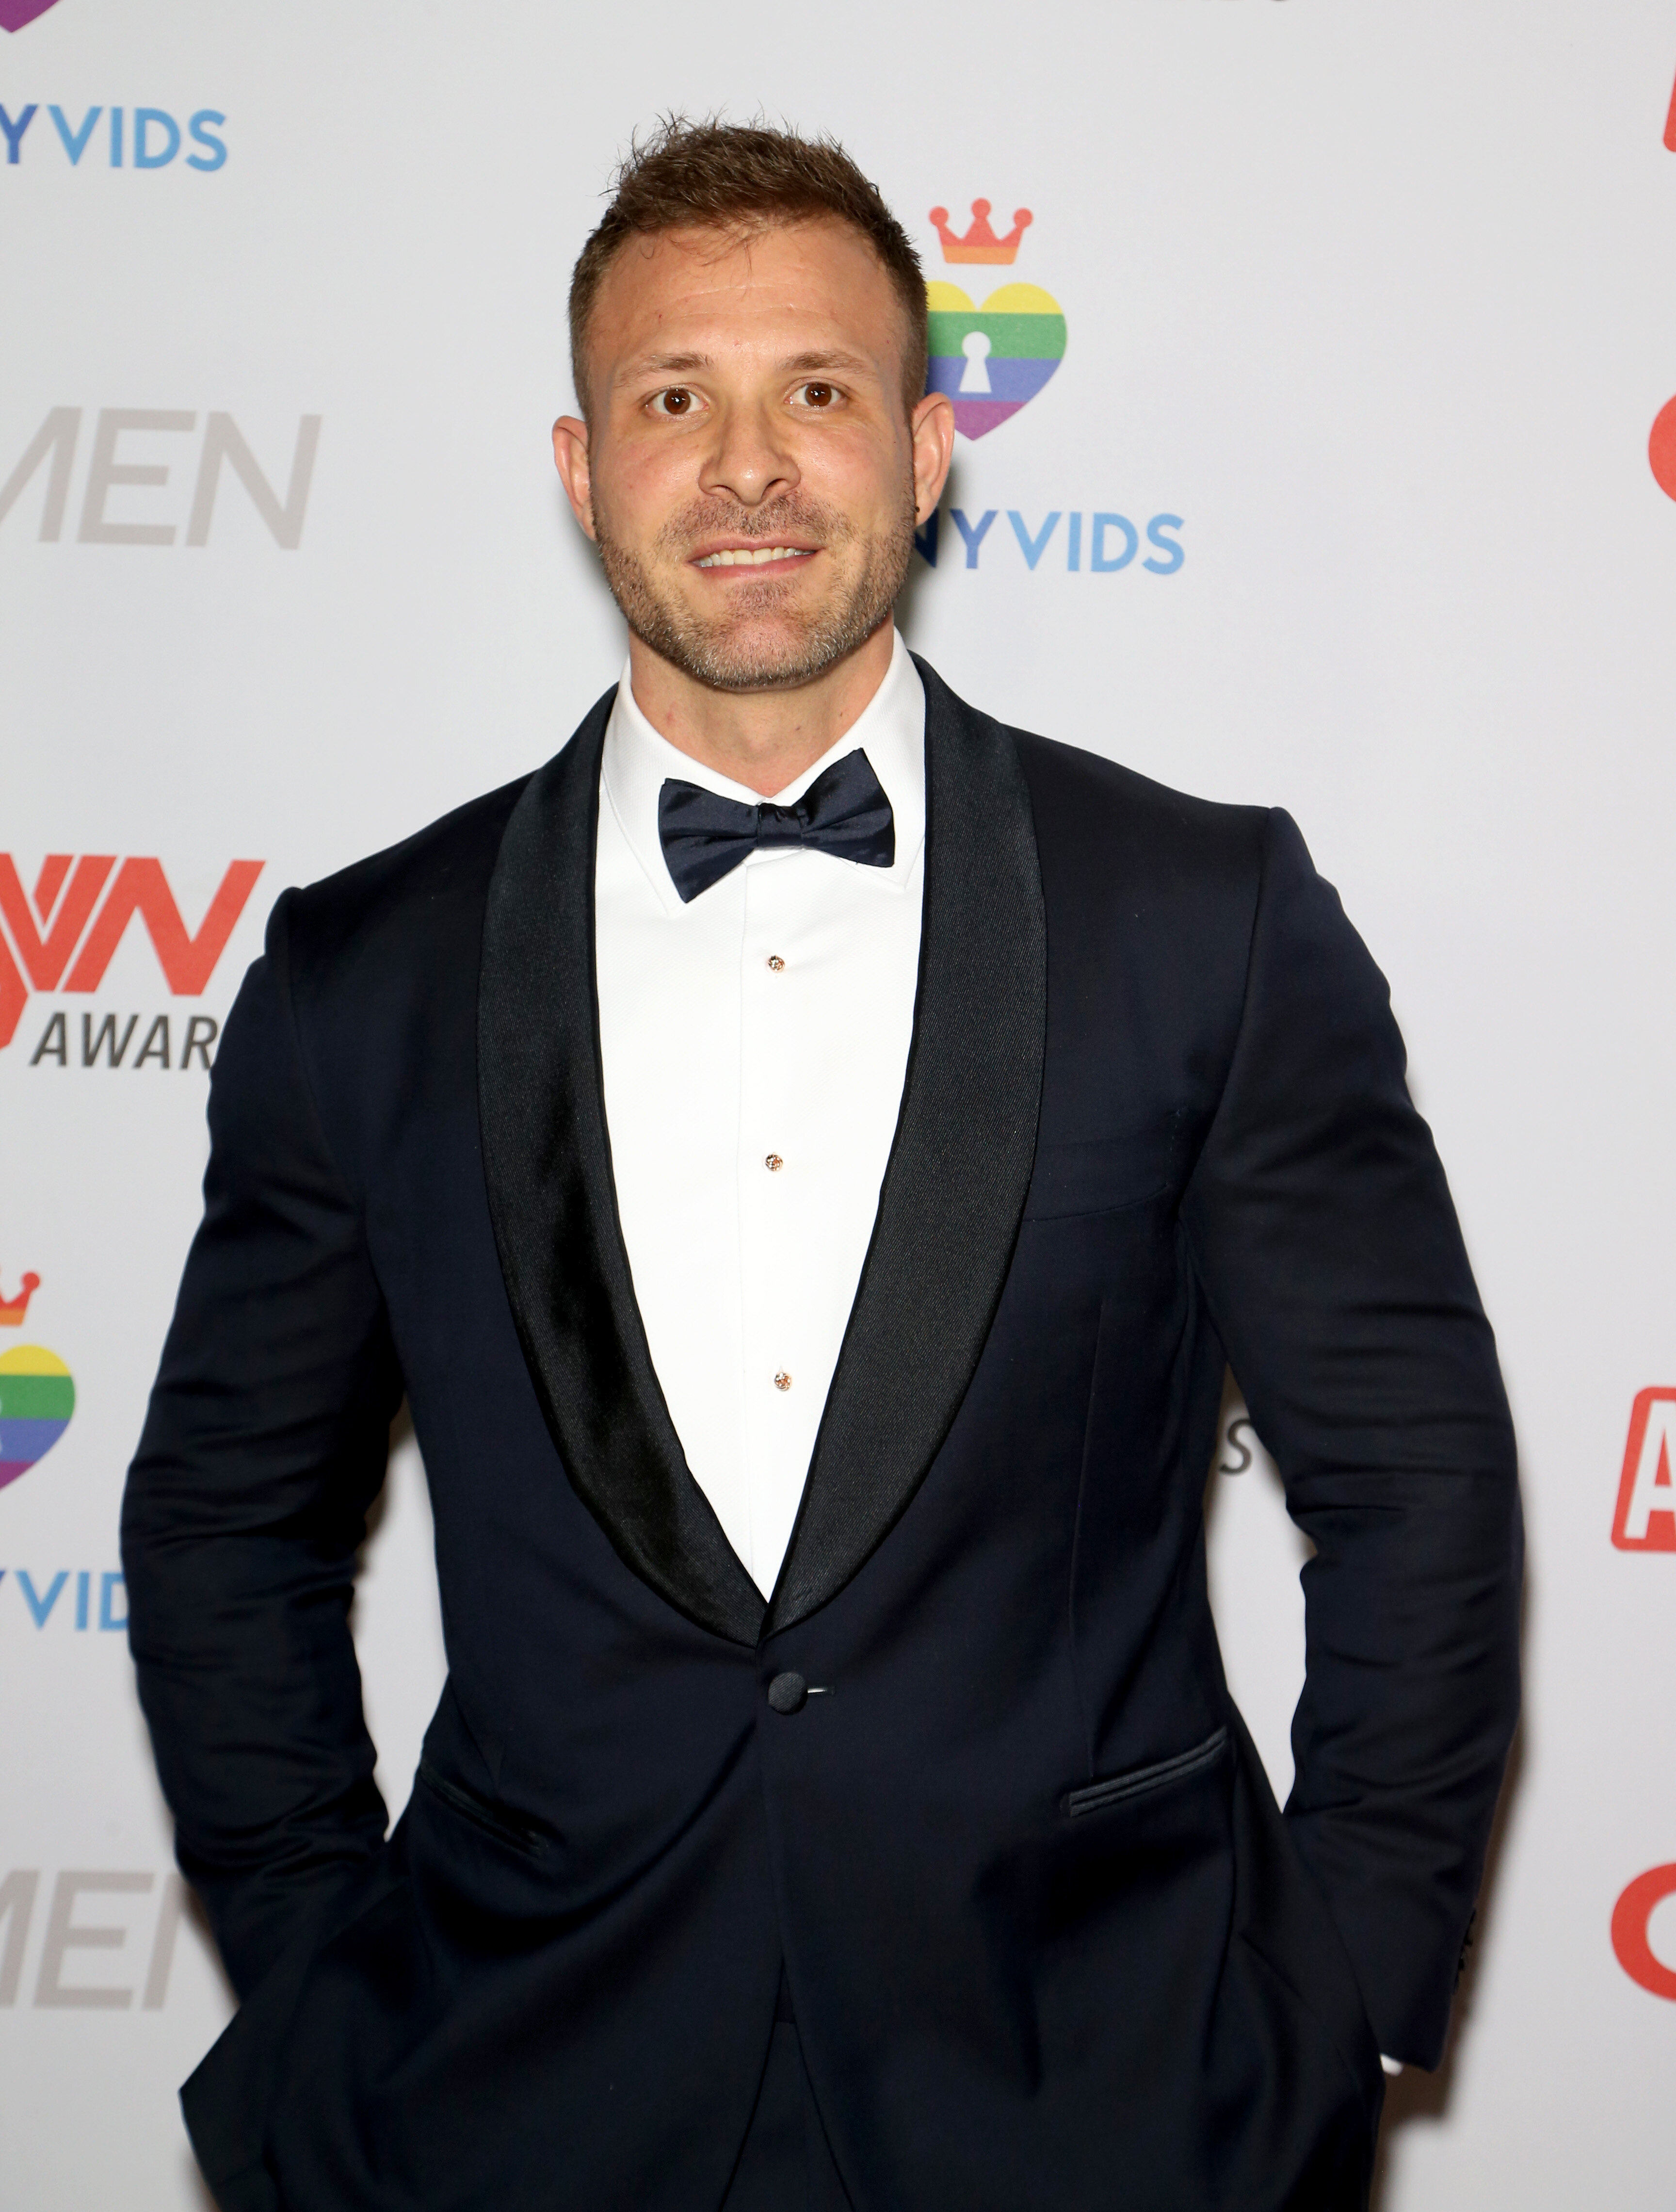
[1063,1725,1229,1817]
[417,1759,552,1857]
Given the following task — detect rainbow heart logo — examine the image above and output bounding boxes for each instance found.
[0,0,65,30]
[926,281,1068,440]
[0,1346,75,1490]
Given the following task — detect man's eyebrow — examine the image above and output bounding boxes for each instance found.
[779,350,873,376]
[617,351,714,382]
[615,348,877,385]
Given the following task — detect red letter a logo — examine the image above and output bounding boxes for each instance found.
[1612,1389,1676,1550]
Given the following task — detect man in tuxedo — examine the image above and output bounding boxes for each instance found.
[123,120,1522,2212]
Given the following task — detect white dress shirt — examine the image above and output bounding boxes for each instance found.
[594,630,925,1598]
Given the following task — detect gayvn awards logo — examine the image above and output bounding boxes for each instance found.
[1611,1388,1676,1551]
[0,854,263,1060]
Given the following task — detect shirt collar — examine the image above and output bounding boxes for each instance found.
[601,628,927,917]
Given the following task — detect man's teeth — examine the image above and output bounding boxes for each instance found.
[695,546,812,568]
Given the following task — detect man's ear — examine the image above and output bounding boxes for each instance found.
[552,415,597,540]
[910,392,955,526]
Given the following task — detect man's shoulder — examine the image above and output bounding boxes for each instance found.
[1013,729,1266,852]
[278,771,534,998]
[919,660,1270,885]
[1007,727,1273,916]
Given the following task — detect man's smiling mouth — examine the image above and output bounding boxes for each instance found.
[693,547,816,569]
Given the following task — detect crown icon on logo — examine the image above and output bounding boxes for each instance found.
[0,1270,40,1327]
[929,200,1033,265]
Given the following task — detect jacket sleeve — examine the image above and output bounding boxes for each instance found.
[1179,809,1522,2070]
[121,891,403,2000]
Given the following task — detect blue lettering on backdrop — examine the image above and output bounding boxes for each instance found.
[1007,510,1062,570]
[18,1570,67,1628]
[1143,514,1185,574]
[48,104,101,164]
[0,102,37,164]
[0,1570,129,1628]
[187,111,228,171]
[1092,514,1139,572]
[908,507,1185,576]
[134,109,181,169]
[0,103,223,168]
[950,508,999,568]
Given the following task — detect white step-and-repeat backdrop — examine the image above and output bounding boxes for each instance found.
[3,1,1674,2204]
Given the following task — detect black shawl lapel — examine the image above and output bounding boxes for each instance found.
[478,691,767,1646]
[764,659,1048,1638]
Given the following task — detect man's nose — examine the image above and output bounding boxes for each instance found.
[698,399,799,509]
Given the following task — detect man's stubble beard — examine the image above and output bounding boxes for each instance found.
[592,479,918,694]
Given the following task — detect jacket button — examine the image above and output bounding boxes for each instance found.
[767,1672,807,1714]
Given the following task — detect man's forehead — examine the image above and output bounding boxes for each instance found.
[593,218,895,337]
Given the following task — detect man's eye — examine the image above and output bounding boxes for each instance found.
[648,388,699,418]
[794,383,838,409]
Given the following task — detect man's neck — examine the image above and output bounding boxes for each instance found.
[625,621,896,798]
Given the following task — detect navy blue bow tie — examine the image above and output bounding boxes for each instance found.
[657,749,896,905]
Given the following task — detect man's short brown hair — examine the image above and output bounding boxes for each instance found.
[569,118,929,419]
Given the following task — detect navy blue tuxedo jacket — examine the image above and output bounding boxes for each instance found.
[123,660,1521,2212]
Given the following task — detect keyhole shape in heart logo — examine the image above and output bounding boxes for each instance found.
[959,331,993,394]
